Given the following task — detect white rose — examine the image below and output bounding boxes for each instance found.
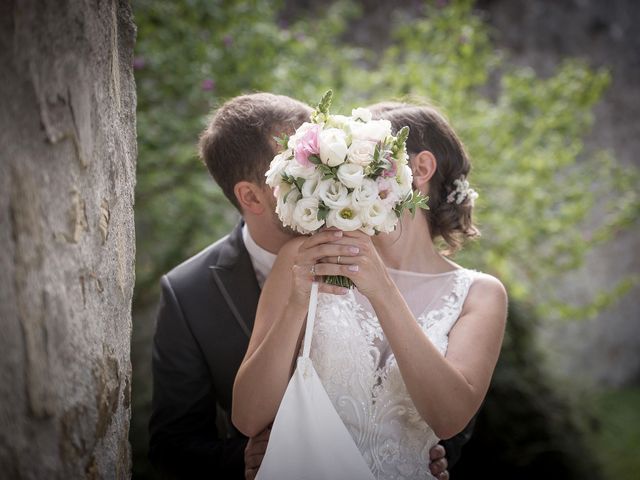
[352,178,379,207]
[265,153,288,187]
[326,201,362,231]
[284,158,317,180]
[347,139,377,167]
[360,200,388,228]
[318,128,348,167]
[301,171,323,198]
[276,187,300,228]
[336,163,364,189]
[316,179,350,209]
[351,107,372,123]
[396,164,414,196]
[292,197,325,234]
[325,114,350,130]
[351,119,392,142]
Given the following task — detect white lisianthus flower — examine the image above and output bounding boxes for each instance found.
[326,201,363,231]
[337,163,364,189]
[318,128,348,166]
[360,224,376,236]
[347,139,377,167]
[376,177,401,206]
[396,164,414,196]
[351,107,372,123]
[351,119,392,142]
[317,179,350,209]
[292,197,325,233]
[265,153,288,187]
[352,178,379,207]
[360,200,387,228]
[301,171,323,198]
[276,187,300,228]
[285,158,317,180]
[377,210,400,234]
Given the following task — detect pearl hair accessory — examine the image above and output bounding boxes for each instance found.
[446,177,479,205]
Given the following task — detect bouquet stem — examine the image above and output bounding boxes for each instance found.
[324,275,355,289]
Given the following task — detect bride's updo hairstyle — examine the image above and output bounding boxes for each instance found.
[370,102,480,254]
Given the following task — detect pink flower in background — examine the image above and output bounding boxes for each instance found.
[223,35,233,48]
[133,57,146,70]
[201,78,215,92]
[294,124,320,167]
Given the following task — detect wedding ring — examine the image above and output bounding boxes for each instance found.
[337,255,342,265]
[310,264,316,275]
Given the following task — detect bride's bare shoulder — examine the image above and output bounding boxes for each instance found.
[463,271,508,319]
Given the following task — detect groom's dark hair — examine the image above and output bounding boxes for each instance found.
[199,93,312,210]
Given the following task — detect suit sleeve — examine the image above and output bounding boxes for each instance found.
[148,275,247,479]
[440,413,476,468]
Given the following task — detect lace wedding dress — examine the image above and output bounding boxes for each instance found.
[257,268,477,480]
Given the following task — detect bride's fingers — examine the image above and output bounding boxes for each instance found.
[340,229,369,240]
[311,262,360,278]
[300,229,343,250]
[300,243,360,263]
[317,255,359,265]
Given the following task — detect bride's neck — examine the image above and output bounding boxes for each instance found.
[375,212,450,273]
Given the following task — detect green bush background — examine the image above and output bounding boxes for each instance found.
[131,1,639,478]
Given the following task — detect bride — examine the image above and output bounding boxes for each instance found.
[232,104,508,479]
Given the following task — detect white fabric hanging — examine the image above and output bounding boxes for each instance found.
[256,282,375,480]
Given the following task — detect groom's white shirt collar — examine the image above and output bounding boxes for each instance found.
[242,223,277,289]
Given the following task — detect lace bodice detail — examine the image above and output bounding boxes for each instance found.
[309,268,476,480]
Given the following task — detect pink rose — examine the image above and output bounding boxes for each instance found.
[294,124,320,167]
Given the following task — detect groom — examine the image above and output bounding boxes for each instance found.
[149,92,463,479]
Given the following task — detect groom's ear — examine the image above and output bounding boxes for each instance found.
[412,150,437,192]
[234,181,267,215]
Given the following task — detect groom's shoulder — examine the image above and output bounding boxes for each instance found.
[164,230,238,290]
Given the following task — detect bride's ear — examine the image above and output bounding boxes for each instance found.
[234,181,267,215]
[411,150,437,192]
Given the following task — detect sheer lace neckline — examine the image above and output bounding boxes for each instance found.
[385,266,464,277]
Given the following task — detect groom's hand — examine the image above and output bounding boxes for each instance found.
[428,444,449,480]
[244,427,271,480]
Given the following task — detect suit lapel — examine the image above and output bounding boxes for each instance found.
[210,222,260,339]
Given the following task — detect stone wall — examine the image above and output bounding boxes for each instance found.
[0,0,137,477]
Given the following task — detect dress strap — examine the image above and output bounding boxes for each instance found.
[301,281,319,358]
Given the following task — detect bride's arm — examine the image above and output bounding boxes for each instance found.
[370,274,506,439]
[232,230,354,437]
[316,230,507,440]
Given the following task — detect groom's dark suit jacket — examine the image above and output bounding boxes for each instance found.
[149,221,473,479]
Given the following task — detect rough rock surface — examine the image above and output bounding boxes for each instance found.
[0,0,137,477]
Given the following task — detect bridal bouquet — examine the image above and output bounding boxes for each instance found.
[265,91,428,287]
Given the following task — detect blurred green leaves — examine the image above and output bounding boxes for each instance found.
[134,0,639,317]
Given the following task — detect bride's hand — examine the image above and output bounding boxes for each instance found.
[286,229,361,307]
[314,230,392,301]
